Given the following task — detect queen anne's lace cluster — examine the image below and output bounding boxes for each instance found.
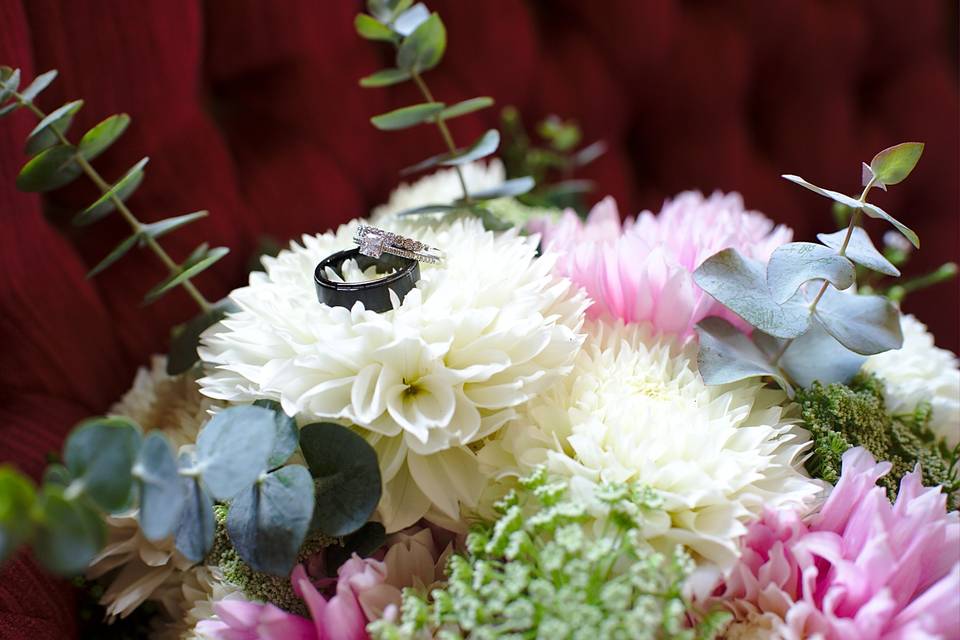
[199,217,587,531]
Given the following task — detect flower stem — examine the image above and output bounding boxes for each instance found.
[409,71,471,203]
[771,177,876,367]
[17,95,213,313]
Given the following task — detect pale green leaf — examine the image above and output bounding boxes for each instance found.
[401,129,499,175]
[370,102,445,130]
[861,202,919,249]
[869,142,924,186]
[355,13,396,41]
[87,233,141,278]
[134,433,184,541]
[16,144,82,192]
[174,463,214,563]
[694,316,791,393]
[396,12,445,73]
[226,465,314,576]
[0,467,36,565]
[18,70,57,102]
[466,176,536,201]
[79,114,131,162]
[25,100,83,156]
[141,210,209,240]
[694,248,811,338]
[32,486,105,575]
[766,242,855,304]
[0,67,21,103]
[754,320,866,388]
[64,417,141,512]
[392,3,429,36]
[166,298,238,375]
[439,97,494,120]
[781,174,864,209]
[194,405,275,500]
[359,68,410,88]
[73,157,148,226]
[143,246,229,304]
[814,287,903,355]
[817,227,899,277]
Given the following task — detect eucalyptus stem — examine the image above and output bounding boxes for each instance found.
[16,94,213,313]
[409,70,471,202]
[771,177,877,367]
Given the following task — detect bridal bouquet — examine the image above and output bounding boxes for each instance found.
[1,3,958,639]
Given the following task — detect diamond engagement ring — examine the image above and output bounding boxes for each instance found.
[353,225,444,265]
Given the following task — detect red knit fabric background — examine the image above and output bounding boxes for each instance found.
[0,2,957,637]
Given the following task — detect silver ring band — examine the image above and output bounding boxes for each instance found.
[353,225,444,265]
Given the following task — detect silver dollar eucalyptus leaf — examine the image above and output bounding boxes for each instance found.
[693,248,811,339]
[817,227,900,277]
[767,242,855,304]
[754,319,867,388]
[695,317,792,393]
[813,287,903,355]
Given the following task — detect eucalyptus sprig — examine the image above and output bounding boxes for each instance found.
[500,107,607,213]
[693,142,926,395]
[356,0,534,229]
[0,402,382,578]
[0,66,233,374]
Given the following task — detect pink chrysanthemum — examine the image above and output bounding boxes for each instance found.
[528,192,791,338]
[710,447,960,640]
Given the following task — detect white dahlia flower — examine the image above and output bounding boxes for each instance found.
[371,160,506,222]
[863,314,960,447]
[479,321,821,570]
[199,217,587,532]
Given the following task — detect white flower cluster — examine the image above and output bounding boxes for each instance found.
[864,314,960,447]
[199,217,587,531]
[480,321,822,571]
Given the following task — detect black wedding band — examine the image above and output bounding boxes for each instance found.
[314,248,420,313]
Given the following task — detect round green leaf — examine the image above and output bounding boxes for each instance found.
[695,317,790,393]
[143,246,230,305]
[814,288,903,355]
[18,70,57,102]
[300,423,382,537]
[754,319,866,389]
[73,157,148,226]
[370,102,445,131]
[195,405,276,500]
[693,248,811,339]
[781,174,864,210]
[16,144,83,192]
[79,113,131,162]
[42,464,72,488]
[64,417,141,513]
[253,400,300,469]
[134,433,184,541]
[861,202,919,249]
[174,468,215,563]
[359,68,411,88]
[396,12,445,73]
[87,233,141,278]
[0,67,22,103]
[32,486,106,575]
[766,242,855,304]
[817,227,900,277]
[25,99,82,156]
[439,97,494,120]
[869,142,924,186]
[0,467,36,564]
[355,13,396,41]
[226,465,315,576]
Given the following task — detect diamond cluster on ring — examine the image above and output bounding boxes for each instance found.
[354,225,441,264]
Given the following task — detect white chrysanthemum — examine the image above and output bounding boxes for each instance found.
[371,159,506,221]
[109,355,215,451]
[89,356,219,619]
[863,314,960,447]
[198,217,587,532]
[151,566,247,640]
[479,321,820,569]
